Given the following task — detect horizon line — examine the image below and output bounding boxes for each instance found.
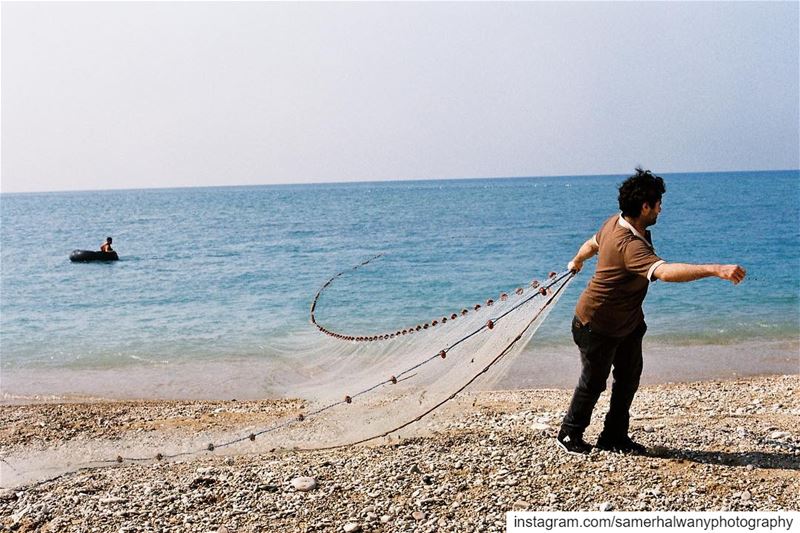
[1,167,797,196]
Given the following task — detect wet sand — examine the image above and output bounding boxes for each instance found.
[2,339,797,402]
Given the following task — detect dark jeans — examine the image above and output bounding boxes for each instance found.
[560,316,646,440]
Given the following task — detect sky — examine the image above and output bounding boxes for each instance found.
[1,1,798,193]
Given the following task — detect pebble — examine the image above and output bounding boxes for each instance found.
[343,523,361,533]
[769,431,790,440]
[599,502,613,511]
[512,500,530,511]
[9,506,29,525]
[290,476,317,492]
[412,510,426,521]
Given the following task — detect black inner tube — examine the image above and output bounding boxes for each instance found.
[69,250,119,262]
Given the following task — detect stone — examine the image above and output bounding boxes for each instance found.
[599,502,613,511]
[343,523,361,533]
[189,477,216,489]
[10,505,31,527]
[380,515,392,523]
[741,491,752,501]
[769,431,790,440]
[512,500,530,511]
[291,476,317,492]
[412,510,426,521]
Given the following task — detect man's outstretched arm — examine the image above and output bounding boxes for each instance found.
[653,263,746,284]
[568,237,600,273]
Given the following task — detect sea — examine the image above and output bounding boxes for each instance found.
[1,170,798,400]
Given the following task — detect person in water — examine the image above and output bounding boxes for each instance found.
[100,237,113,252]
[557,168,746,455]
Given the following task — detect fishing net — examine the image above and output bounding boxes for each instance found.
[0,256,574,487]
[279,255,574,448]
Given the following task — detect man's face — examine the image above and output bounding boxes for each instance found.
[641,199,662,227]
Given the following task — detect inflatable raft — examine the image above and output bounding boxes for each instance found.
[69,250,119,262]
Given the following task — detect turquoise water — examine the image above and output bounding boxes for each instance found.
[1,171,798,380]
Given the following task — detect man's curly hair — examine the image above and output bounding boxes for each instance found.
[618,167,666,218]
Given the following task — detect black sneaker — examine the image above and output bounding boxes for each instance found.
[595,435,647,454]
[556,430,593,455]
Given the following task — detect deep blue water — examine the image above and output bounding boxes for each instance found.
[1,171,798,374]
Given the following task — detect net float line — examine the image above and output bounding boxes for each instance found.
[310,254,557,343]
[305,269,575,451]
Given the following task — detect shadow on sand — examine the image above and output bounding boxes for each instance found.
[646,446,800,470]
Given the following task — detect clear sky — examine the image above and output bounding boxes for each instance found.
[1,1,798,193]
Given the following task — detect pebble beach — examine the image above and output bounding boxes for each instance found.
[1,374,798,532]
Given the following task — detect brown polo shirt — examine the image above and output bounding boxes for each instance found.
[575,214,666,337]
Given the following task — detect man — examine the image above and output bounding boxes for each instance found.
[100,237,113,252]
[557,168,745,455]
